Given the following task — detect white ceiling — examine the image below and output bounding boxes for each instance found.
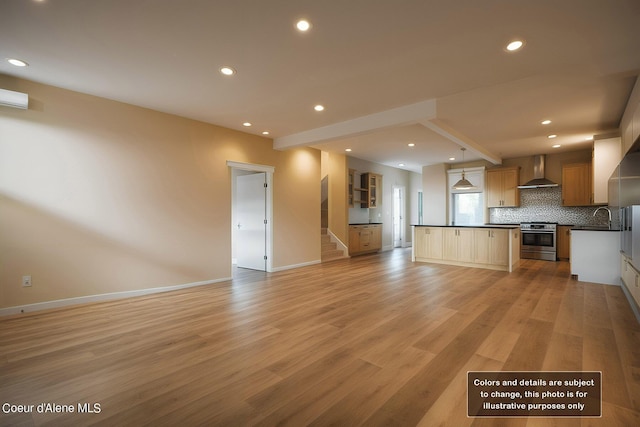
[1,0,639,173]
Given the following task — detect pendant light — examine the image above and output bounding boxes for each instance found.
[452,148,477,190]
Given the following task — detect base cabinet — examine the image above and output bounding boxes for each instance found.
[414,227,443,260]
[443,228,474,263]
[349,224,382,255]
[621,255,640,308]
[557,226,572,260]
[413,226,520,272]
[474,229,509,266]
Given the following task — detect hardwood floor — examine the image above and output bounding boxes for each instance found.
[1,249,639,426]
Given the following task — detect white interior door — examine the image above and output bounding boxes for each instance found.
[393,186,404,248]
[236,172,266,271]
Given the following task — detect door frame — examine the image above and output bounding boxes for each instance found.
[392,185,405,248]
[228,161,274,273]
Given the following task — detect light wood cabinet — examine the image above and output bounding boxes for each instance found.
[414,227,443,260]
[474,228,509,266]
[370,224,382,250]
[412,226,520,272]
[443,228,474,263]
[557,226,571,261]
[361,173,382,208]
[562,163,592,206]
[348,171,382,209]
[348,169,367,208]
[348,169,355,208]
[486,167,520,207]
[349,224,382,255]
[349,226,360,254]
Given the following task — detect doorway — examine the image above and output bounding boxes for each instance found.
[236,172,266,271]
[393,186,405,248]
[228,161,274,274]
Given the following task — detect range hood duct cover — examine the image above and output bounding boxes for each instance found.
[517,155,559,189]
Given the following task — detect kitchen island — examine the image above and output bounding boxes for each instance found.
[412,225,521,272]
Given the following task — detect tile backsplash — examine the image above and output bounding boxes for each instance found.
[489,187,620,228]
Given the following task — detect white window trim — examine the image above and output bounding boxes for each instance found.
[447,166,486,225]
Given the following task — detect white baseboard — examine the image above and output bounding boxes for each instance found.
[271,259,321,272]
[0,277,231,317]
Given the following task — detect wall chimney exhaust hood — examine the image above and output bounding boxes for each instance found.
[517,155,559,189]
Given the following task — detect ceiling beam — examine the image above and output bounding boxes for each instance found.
[421,118,502,165]
[274,99,437,150]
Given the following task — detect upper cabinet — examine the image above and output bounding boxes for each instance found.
[562,163,592,206]
[486,167,520,207]
[592,137,621,205]
[361,173,382,208]
[347,170,383,209]
[620,77,640,155]
[348,169,364,208]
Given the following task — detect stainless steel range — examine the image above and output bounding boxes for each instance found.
[520,222,557,261]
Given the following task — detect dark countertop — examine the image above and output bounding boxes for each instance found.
[571,226,621,231]
[412,224,520,229]
[349,222,383,225]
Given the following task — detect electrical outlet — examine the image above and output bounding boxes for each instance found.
[22,275,32,287]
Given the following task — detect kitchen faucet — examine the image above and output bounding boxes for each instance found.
[593,206,612,230]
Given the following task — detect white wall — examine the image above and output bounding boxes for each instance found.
[0,75,321,311]
[422,163,448,225]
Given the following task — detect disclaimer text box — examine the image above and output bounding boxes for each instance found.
[467,371,601,418]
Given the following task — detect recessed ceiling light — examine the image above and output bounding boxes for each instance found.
[408,143,415,147]
[219,66,235,76]
[262,131,270,135]
[399,163,405,167]
[7,58,28,67]
[449,157,456,161]
[243,122,252,127]
[345,148,352,152]
[541,120,552,125]
[548,134,557,139]
[506,40,524,52]
[314,104,324,112]
[296,20,311,32]
[552,144,561,148]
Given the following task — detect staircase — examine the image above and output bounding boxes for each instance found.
[321,228,347,262]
